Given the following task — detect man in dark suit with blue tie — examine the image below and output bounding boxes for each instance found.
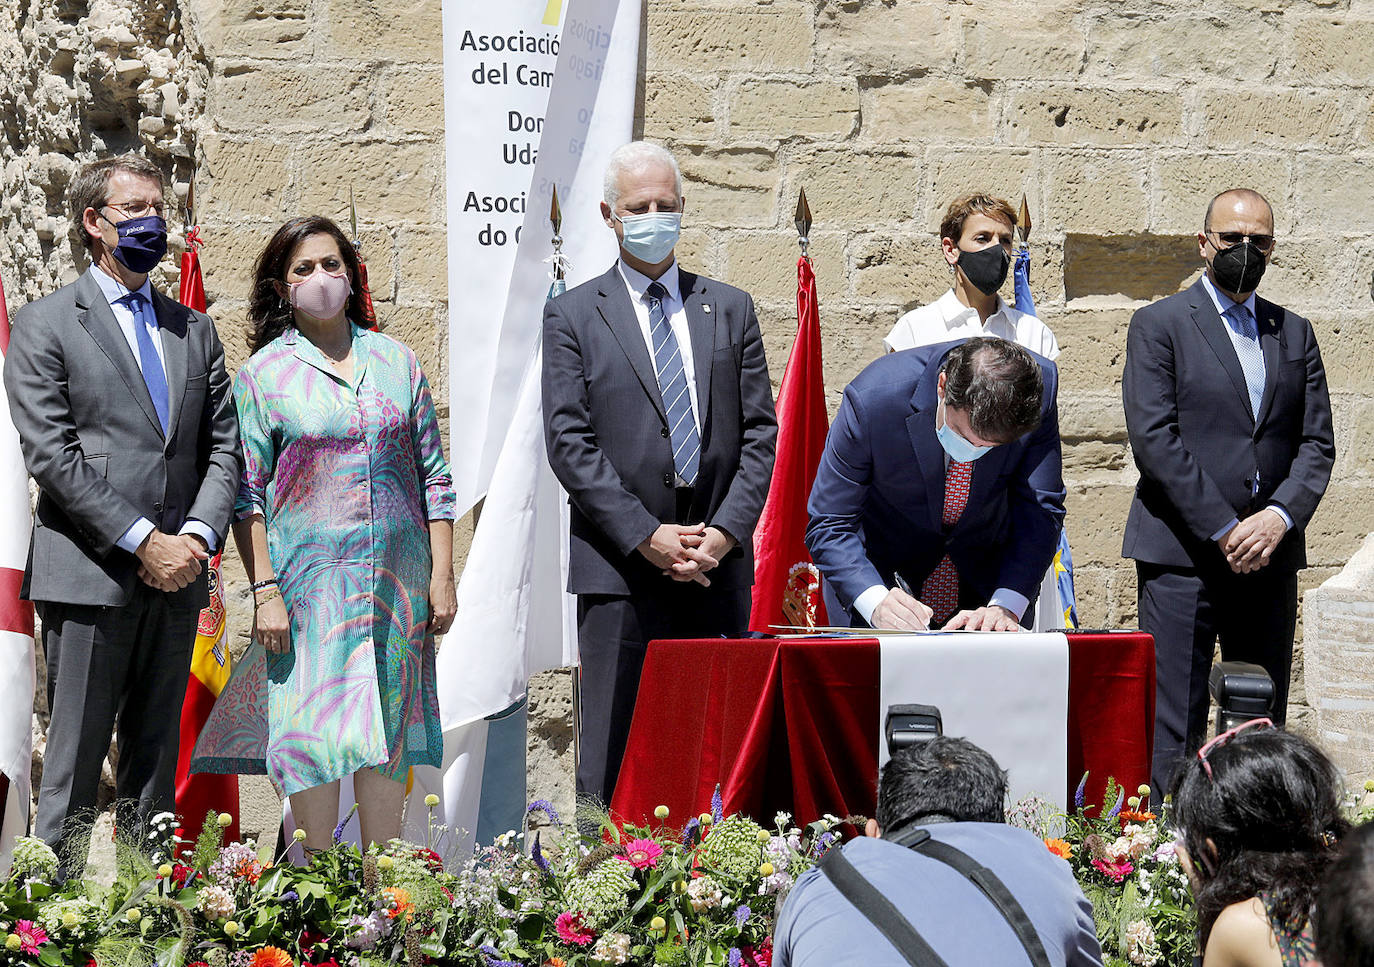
[806,337,1065,633]
[1122,188,1334,792]
[3,155,239,870]
[542,142,777,802]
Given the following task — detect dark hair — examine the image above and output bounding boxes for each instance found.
[939,192,1018,245]
[248,216,370,354]
[875,736,1008,831]
[1316,821,1374,967]
[68,155,166,250]
[1170,728,1348,949]
[1203,188,1273,233]
[941,336,1044,443]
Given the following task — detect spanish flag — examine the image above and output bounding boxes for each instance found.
[174,229,240,846]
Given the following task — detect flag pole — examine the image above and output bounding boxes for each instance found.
[551,186,578,786]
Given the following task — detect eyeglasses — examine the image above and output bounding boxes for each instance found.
[1207,231,1275,253]
[1196,717,1273,780]
[103,199,167,219]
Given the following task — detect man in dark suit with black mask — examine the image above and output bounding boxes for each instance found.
[542,141,776,803]
[1122,188,1334,792]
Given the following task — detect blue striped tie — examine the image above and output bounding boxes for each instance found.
[1226,303,1266,421]
[123,291,170,433]
[647,281,700,486]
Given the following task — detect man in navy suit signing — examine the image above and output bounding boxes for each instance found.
[542,141,777,802]
[807,337,1064,633]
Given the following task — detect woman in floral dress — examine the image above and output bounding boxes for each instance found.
[200,215,455,851]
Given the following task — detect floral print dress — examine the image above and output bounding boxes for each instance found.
[193,325,455,796]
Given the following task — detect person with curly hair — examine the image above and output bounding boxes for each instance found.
[1171,721,1348,967]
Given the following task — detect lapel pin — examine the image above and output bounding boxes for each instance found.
[703,304,711,313]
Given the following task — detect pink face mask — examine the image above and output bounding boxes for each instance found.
[288,268,350,321]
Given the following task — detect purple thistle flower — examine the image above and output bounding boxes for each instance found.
[683,817,701,847]
[1074,773,1088,811]
[1106,787,1125,819]
[734,904,750,928]
[711,783,724,825]
[729,949,743,967]
[531,832,550,872]
[526,799,561,826]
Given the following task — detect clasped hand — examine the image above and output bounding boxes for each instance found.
[638,523,734,586]
[1218,508,1287,574]
[135,529,208,592]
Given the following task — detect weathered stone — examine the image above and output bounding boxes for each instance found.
[394,226,445,303]
[296,140,445,224]
[1007,86,1184,146]
[1052,301,1134,396]
[722,230,845,306]
[787,147,920,224]
[199,135,291,218]
[849,233,948,305]
[677,144,779,228]
[962,13,1086,80]
[1042,150,1149,234]
[324,0,443,61]
[816,1,959,77]
[191,0,310,59]
[380,67,446,134]
[1063,234,1200,302]
[728,78,859,140]
[1307,482,1374,566]
[212,64,373,132]
[1292,154,1374,231]
[860,79,993,144]
[1083,12,1282,81]
[1305,537,1374,787]
[643,73,718,143]
[1311,312,1374,396]
[649,2,813,72]
[922,148,1037,232]
[1149,152,1292,235]
[1290,17,1374,82]
[1065,483,1137,568]
[1200,89,1362,148]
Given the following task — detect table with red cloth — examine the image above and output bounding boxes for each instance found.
[610,631,1154,828]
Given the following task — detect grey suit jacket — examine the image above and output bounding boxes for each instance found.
[3,267,240,608]
[542,263,777,596]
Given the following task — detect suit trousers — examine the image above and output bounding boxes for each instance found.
[576,582,751,805]
[1136,561,1297,795]
[36,587,198,874]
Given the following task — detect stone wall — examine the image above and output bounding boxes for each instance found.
[4,0,1374,825]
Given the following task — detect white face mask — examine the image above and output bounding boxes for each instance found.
[615,211,682,264]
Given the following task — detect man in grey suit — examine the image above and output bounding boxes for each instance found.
[3,155,239,869]
[542,141,777,802]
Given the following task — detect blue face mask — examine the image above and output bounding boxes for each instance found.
[615,211,681,265]
[100,212,168,273]
[936,402,993,462]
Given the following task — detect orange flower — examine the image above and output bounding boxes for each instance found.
[234,858,263,884]
[1118,810,1156,827]
[1044,838,1073,860]
[545,959,567,967]
[248,947,294,967]
[382,886,415,921]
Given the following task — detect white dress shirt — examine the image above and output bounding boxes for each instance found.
[884,289,1061,361]
[89,265,219,554]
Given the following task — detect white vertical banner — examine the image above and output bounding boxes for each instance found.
[419,0,640,855]
[0,288,37,875]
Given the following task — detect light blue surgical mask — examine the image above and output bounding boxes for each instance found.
[936,401,993,462]
[615,211,682,264]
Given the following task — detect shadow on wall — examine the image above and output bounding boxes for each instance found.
[1064,234,1198,301]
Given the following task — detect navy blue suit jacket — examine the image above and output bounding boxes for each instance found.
[805,341,1065,618]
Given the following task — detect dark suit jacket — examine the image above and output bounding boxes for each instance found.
[542,263,777,596]
[1121,277,1334,571]
[3,268,240,608]
[805,340,1066,617]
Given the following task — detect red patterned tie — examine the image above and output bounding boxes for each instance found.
[922,460,973,626]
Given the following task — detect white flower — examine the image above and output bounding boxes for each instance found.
[1124,918,1162,966]
[774,811,793,828]
[821,813,842,828]
[686,876,723,912]
[591,931,632,964]
[197,885,236,919]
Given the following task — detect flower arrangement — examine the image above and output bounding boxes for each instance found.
[1009,777,1197,967]
[0,795,841,967]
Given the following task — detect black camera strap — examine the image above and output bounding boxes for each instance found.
[818,828,1052,967]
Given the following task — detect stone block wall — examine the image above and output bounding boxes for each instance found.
[4,0,1374,823]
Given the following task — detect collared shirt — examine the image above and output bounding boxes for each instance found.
[773,825,1104,967]
[884,289,1060,361]
[1198,273,1292,539]
[617,259,701,434]
[89,265,219,554]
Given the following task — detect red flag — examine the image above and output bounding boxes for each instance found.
[749,256,829,632]
[174,231,241,847]
[357,260,377,328]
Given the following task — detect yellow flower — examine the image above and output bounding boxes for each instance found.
[1137,784,1152,796]
[654,805,670,820]
[6,935,21,951]
[293,829,308,843]
[224,921,240,936]
[1127,796,1140,809]
[650,916,667,932]
[759,862,775,877]
[62,912,78,929]
[1045,838,1074,860]
[699,813,713,826]
[158,863,173,877]
[425,794,441,808]
[672,879,688,894]
[217,813,233,828]
[126,908,141,923]
[378,855,395,871]
[1364,779,1374,793]
[756,830,771,843]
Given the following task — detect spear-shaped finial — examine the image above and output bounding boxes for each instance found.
[184,170,195,236]
[795,188,812,258]
[349,186,360,249]
[1018,194,1032,247]
[550,185,562,238]
[550,186,565,283]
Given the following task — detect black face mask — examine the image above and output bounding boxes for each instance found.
[1210,239,1267,295]
[957,244,1011,296]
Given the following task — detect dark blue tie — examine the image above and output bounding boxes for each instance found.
[647,281,700,486]
[123,291,170,433]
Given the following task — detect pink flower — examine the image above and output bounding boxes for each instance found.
[555,912,596,946]
[1092,857,1134,883]
[13,920,48,955]
[621,837,665,870]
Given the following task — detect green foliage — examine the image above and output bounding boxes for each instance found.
[190,811,224,873]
